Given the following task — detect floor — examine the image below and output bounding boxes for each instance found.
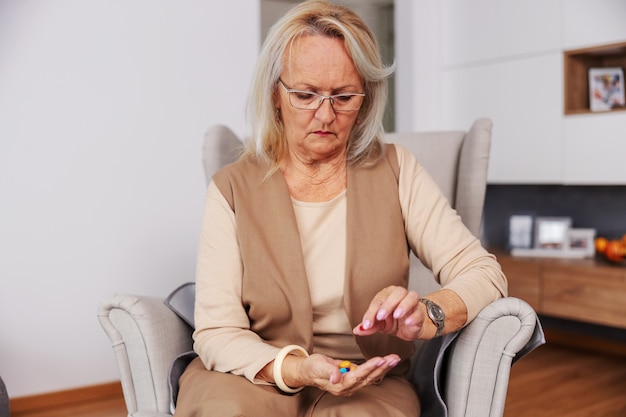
[504,343,626,417]
[11,342,626,417]
[11,396,126,417]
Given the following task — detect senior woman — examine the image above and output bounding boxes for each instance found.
[175,1,507,416]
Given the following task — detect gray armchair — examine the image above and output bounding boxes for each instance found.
[0,375,9,417]
[98,119,544,417]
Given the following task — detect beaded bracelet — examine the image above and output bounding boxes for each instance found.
[273,345,309,394]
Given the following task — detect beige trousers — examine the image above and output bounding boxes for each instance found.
[174,357,420,417]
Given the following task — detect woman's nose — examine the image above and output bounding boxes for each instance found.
[315,97,336,123]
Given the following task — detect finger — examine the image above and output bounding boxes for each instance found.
[346,355,400,389]
[356,286,407,332]
[303,354,346,388]
[324,355,402,396]
[373,286,408,322]
[390,290,420,322]
[328,367,343,385]
[352,355,398,379]
[395,304,427,341]
[356,287,394,332]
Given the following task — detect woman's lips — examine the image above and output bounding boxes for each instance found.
[313,130,332,136]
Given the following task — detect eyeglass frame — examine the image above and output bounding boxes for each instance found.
[278,79,365,112]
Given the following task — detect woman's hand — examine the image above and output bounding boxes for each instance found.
[352,285,428,341]
[282,353,401,396]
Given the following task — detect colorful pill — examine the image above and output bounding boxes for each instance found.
[338,360,357,374]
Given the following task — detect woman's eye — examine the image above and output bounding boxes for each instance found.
[294,92,315,101]
[335,95,354,103]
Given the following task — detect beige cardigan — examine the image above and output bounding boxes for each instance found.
[193,144,507,383]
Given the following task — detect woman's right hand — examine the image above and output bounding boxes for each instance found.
[281,353,401,396]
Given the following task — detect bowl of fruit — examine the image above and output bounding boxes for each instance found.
[595,234,626,264]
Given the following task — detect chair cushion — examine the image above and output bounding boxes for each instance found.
[163,282,196,328]
[163,283,198,412]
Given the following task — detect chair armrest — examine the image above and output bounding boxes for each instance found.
[98,294,193,417]
[444,297,545,417]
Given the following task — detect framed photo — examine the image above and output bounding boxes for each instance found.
[507,214,534,249]
[534,217,572,250]
[567,228,596,258]
[589,67,625,111]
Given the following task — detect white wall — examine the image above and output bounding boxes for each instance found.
[395,0,444,132]
[0,0,260,398]
[398,0,626,184]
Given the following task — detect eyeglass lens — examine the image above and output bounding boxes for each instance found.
[288,91,363,112]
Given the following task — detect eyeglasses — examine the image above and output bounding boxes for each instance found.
[278,79,365,112]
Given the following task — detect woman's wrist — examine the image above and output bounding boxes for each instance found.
[421,288,467,337]
[273,345,309,394]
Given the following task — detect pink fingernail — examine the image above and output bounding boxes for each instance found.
[393,308,403,319]
[362,320,372,330]
[376,309,387,321]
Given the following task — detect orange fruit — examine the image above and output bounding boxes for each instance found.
[595,237,608,253]
[604,240,625,262]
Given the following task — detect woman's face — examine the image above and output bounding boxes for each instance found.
[276,35,363,164]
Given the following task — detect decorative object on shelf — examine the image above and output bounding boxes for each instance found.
[510,217,597,259]
[589,67,625,111]
[595,234,626,263]
[534,217,572,250]
[567,228,597,258]
[564,41,626,115]
[507,213,535,250]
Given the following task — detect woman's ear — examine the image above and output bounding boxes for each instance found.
[273,84,282,110]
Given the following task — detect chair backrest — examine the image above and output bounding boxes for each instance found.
[202,119,493,295]
[202,124,245,184]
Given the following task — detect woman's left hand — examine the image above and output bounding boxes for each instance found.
[352,286,427,341]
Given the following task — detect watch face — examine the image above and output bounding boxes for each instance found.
[430,305,445,322]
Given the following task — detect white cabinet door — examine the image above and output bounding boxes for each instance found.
[442,53,563,183]
[563,113,626,184]
[562,0,626,50]
[441,0,561,67]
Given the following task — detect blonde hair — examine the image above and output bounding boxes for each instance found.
[243,0,394,170]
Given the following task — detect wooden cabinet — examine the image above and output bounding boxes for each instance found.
[496,251,626,329]
[563,42,626,115]
[497,255,542,311]
[542,263,626,328]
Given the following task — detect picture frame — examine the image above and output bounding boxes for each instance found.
[567,228,596,258]
[507,213,534,250]
[589,67,625,111]
[534,217,572,250]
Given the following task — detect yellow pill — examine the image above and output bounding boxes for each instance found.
[338,360,351,369]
